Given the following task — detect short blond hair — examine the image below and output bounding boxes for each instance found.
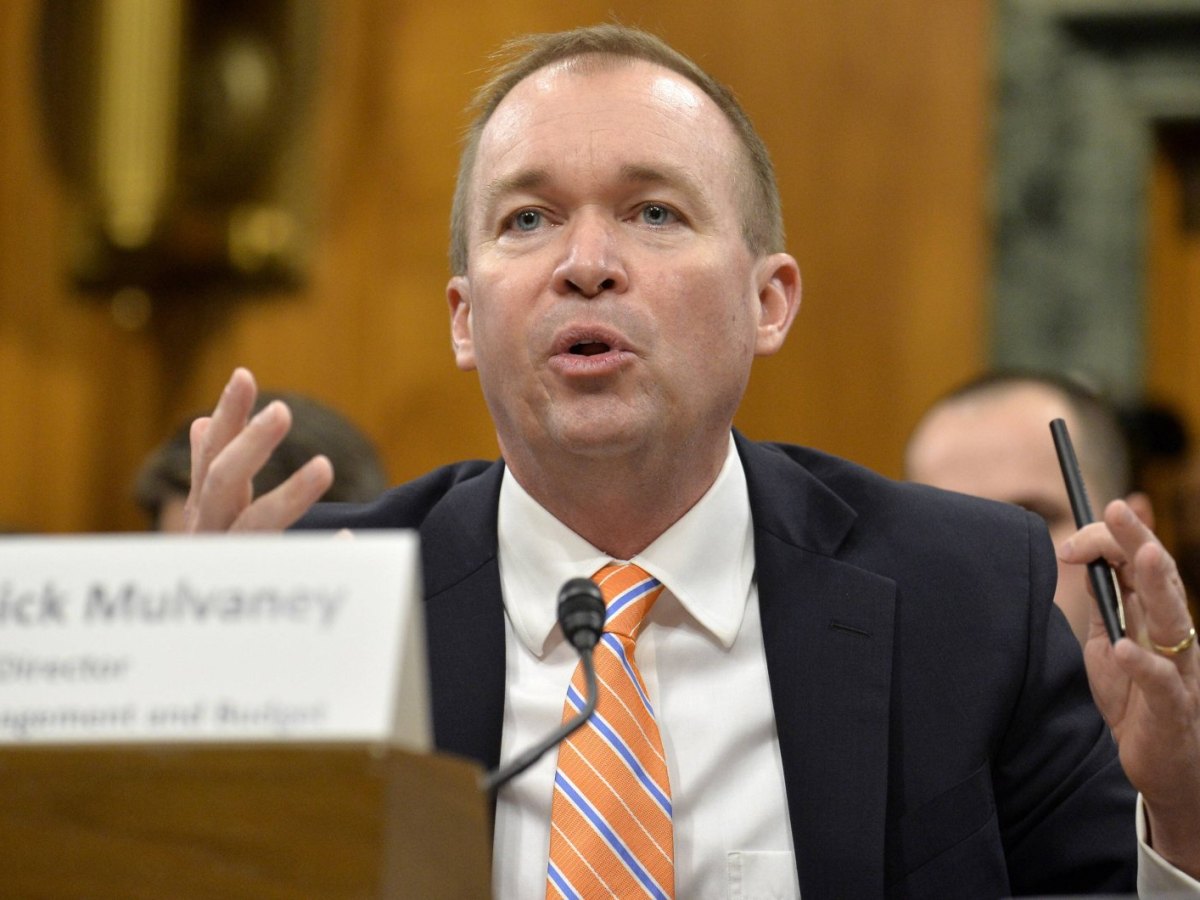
[448,24,784,275]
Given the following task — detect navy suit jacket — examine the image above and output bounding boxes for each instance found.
[298,433,1137,898]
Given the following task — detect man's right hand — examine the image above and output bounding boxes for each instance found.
[183,368,334,532]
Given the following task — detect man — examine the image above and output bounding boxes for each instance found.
[905,371,1152,644]
[183,25,1200,897]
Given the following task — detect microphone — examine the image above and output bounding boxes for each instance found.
[479,577,605,795]
[556,576,605,652]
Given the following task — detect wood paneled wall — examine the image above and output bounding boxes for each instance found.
[0,0,991,533]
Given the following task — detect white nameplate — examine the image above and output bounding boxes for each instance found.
[0,531,429,749]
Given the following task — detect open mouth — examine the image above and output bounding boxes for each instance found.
[570,341,611,356]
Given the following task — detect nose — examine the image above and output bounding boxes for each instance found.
[552,212,628,298]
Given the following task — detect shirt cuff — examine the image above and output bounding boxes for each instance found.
[1137,793,1200,896]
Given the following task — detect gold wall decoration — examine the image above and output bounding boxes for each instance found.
[36,0,319,300]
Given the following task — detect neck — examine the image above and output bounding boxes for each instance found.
[505,434,730,560]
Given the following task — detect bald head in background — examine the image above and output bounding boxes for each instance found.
[905,372,1150,644]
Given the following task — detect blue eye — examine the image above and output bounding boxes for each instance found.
[510,209,542,232]
[640,204,675,226]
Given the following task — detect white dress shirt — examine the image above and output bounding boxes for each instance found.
[486,435,1196,898]
[492,436,800,898]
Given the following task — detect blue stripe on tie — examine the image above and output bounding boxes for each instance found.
[565,690,672,817]
[564,684,672,816]
[591,712,673,816]
[555,771,670,900]
[601,634,655,715]
[546,861,581,899]
[607,577,660,622]
[567,678,654,737]
[566,683,587,715]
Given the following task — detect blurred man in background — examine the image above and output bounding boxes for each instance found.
[905,370,1153,645]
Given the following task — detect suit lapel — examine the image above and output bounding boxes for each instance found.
[413,441,896,892]
[418,459,508,771]
[737,435,896,898]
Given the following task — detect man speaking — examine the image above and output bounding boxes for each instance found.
[181,25,1200,898]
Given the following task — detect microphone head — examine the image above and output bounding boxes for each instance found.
[557,577,605,651]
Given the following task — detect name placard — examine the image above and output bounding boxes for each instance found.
[0,531,429,749]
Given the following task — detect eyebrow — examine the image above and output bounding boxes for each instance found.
[481,168,551,216]
[616,162,707,201]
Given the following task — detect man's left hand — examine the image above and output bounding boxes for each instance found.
[1061,498,1200,878]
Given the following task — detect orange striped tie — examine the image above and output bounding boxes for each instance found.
[546,562,674,899]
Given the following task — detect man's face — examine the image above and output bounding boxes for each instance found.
[446,58,797,484]
[905,385,1096,644]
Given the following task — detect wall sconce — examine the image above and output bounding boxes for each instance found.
[36,0,319,305]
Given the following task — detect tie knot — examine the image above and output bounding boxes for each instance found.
[593,562,664,641]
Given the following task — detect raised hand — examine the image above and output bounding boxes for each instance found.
[183,368,334,533]
[1060,499,1200,877]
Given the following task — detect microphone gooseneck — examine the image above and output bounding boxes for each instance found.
[479,577,606,795]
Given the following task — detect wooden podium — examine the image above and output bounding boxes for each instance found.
[0,743,492,899]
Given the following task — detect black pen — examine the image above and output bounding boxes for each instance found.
[1049,418,1125,643]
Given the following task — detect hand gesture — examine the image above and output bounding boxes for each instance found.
[183,368,334,532]
[1060,499,1200,877]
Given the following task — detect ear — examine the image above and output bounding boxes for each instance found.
[753,253,802,357]
[446,275,476,371]
[1125,490,1156,531]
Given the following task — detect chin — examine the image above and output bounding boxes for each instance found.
[555,428,643,458]
[545,413,651,458]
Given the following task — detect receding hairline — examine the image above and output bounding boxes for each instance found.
[449,25,785,274]
[466,32,717,138]
[469,53,731,196]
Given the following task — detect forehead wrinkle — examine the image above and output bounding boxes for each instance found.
[619,162,705,197]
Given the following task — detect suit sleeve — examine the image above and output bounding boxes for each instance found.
[993,510,1137,895]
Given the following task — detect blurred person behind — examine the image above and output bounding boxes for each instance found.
[905,370,1153,645]
[134,391,388,531]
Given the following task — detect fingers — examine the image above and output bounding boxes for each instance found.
[1071,506,1200,848]
[192,368,257,490]
[1061,499,1194,656]
[183,367,338,534]
[1059,507,1130,570]
[1129,540,1196,663]
[181,417,211,532]
[185,368,258,532]
[1065,500,1196,669]
[190,400,295,531]
[231,455,334,532]
[1112,634,1197,727]
[1106,502,1195,658]
[1060,509,1133,646]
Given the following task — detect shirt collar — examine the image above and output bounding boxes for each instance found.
[498,434,755,657]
